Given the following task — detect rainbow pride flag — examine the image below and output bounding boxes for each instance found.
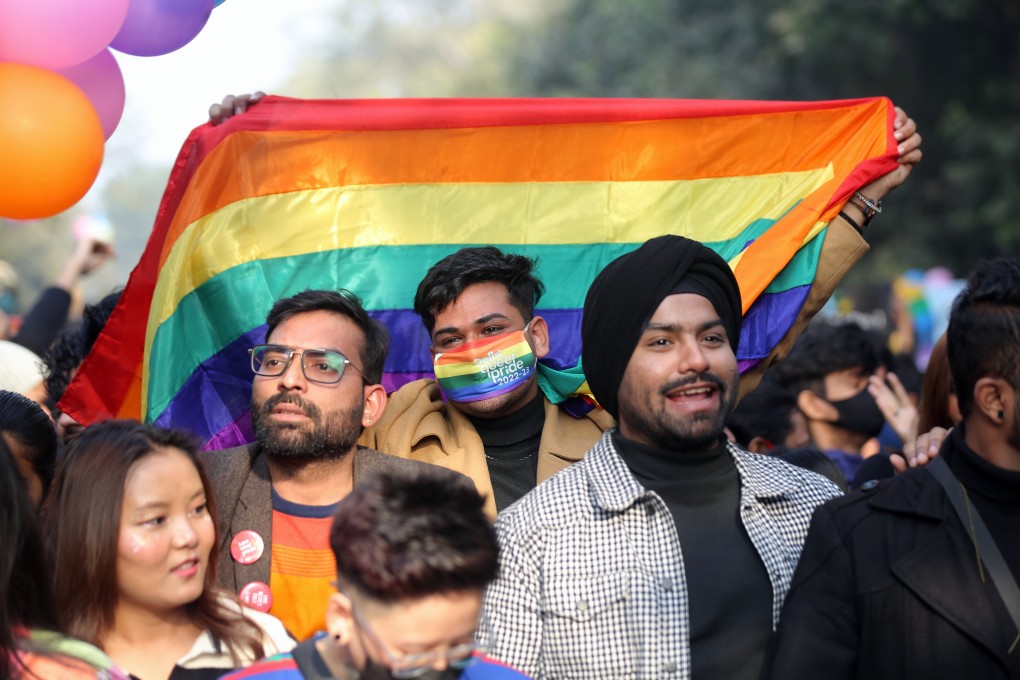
[62,97,898,449]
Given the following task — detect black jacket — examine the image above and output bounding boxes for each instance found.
[762,440,1020,680]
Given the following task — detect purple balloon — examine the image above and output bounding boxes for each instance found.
[110,0,215,57]
[57,49,126,140]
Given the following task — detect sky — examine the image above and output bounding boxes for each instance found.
[88,0,339,193]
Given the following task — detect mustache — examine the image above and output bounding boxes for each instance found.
[660,372,727,397]
[259,393,321,420]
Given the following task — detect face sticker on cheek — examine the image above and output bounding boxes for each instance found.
[123,529,153,556]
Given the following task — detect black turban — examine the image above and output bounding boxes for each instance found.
[581,235,742,420]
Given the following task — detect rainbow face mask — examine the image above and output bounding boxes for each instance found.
[433,324,536,403]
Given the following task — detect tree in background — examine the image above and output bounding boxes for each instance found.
[503,0,1020,286]
[4,0,1013,320]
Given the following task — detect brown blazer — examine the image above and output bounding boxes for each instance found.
[359,381,615,518]
[197,444,462,593]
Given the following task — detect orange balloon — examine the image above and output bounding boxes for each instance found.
[0,63,104,220]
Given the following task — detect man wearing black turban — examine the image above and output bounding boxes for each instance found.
[481,235,845,680]
[581,234,743,423]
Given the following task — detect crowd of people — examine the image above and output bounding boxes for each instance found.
[1,99,1018,680]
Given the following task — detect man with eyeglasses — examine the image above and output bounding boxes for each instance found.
[199,289,463,642]
[222,468,527,680]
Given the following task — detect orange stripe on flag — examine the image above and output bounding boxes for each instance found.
[157,100,891,270]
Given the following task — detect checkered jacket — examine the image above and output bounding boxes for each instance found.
[479,430,842,679]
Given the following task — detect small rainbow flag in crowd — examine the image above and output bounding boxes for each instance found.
[62,97,898,449]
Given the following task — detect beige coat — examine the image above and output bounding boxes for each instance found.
[360,380,615,518]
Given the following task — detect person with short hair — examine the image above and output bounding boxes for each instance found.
[43,420,294,679]
[481,236,842,679]
[774,321,889,483]
[763,257,1020,680]
[726,380,809,453]
[223,469,527,679]
[361,247,613,516]
[200,289,463,641]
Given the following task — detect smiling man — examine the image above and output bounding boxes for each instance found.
[199,289,462,641]
[361,247,614,517]
[480,236,843,679]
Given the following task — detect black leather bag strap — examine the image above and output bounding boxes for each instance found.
[929,455,1020,637]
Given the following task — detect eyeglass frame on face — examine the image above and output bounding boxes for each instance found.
[248,344,364,385]
[343,589,487,679]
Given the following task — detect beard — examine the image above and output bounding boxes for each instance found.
[251,392,363,462]
[618,372,737,451]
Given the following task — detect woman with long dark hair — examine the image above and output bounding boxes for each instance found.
[44,420,293,679]
[0,436,125,679]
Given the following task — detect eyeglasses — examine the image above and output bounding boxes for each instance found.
[248,344,362,385]
[348,597,486,679]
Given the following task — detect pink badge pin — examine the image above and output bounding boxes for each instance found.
[230,530,264,565]
[239,581,272,612]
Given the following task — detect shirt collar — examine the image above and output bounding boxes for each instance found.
[585,430,803,511]
[730,444,802,499]
[176,630,222,666]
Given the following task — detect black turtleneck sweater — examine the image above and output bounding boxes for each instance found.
[467,394,545,512]
[944,425,1020,585]
[614,432,773,680]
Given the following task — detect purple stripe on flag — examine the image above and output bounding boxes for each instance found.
[737,283,811,365]
[203,412,255,452]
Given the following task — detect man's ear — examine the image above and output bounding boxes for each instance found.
[528,315,551,359]
[326,591,355,644]
[972,376,1010,426]
[797,389,837,423]
[362,384,387,427]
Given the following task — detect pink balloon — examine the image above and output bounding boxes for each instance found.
[56,50,126,140]
[0,0,130,69]
[110,0,215,57]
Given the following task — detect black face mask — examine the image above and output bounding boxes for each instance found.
[355,660,463,680]
[828,387,886,439]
